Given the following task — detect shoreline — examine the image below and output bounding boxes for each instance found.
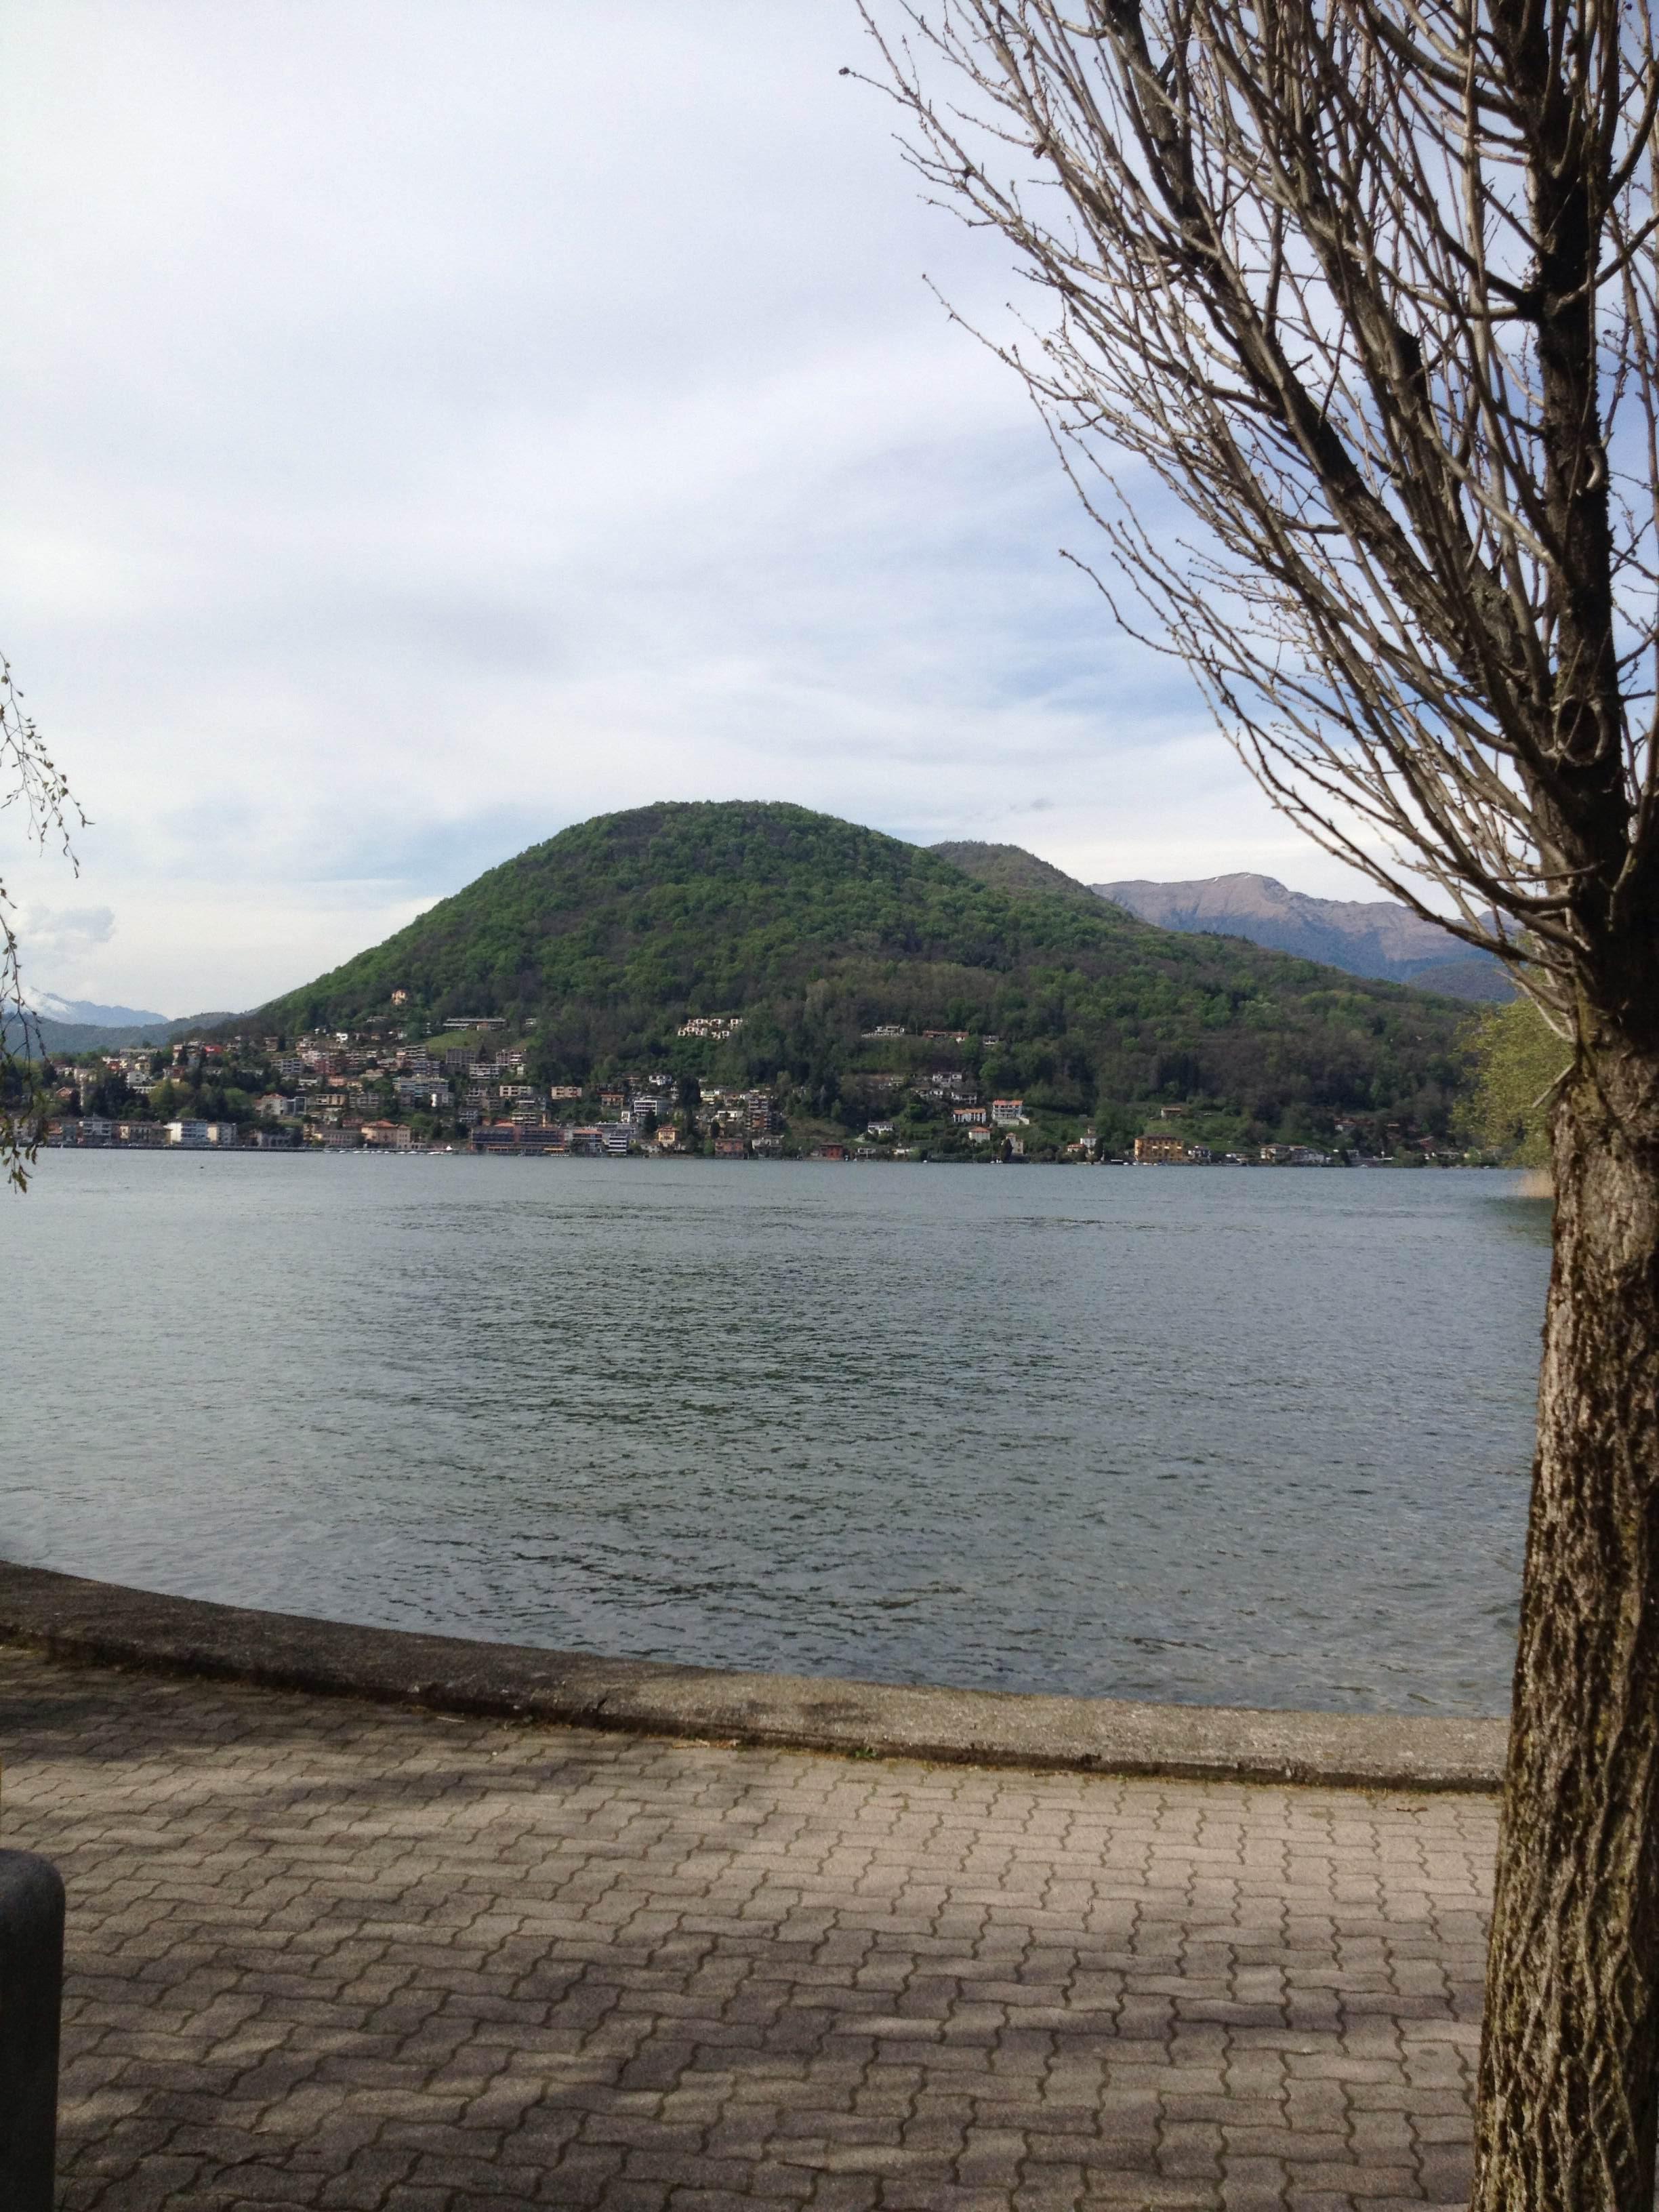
[33,1143,1529,1169]
[0,1560,1508,1792]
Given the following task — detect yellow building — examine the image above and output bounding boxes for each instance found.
[1134,1133,1192,1165]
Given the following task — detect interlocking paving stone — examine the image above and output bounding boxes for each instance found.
[0,1646,1496,2211]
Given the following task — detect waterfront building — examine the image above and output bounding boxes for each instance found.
[1134,1133,1195,1165]
[165,1121,241,1149]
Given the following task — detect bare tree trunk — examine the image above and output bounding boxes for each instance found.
[1475,1047,1659,2208]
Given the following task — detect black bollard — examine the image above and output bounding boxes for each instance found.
[0,1850,64,2212]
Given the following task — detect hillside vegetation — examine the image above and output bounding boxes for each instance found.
[254,802,1472,1149]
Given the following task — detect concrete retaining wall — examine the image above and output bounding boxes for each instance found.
[0,1561,1507,1791]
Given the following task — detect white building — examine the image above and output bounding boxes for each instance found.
[394,1076,449,1109]
[165,1121,239,1148]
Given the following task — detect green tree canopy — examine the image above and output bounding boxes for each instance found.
[1464,999,1568,1169]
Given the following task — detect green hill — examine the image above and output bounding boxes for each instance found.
[254,800,1472,1147]
[928,839,1110,916]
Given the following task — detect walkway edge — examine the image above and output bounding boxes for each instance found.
[0,1563,1507,1791]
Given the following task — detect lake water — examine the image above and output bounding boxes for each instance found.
[1,1152,1551,1715]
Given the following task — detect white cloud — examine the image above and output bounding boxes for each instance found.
[0,0,1370,1012]
[8,901,117,999]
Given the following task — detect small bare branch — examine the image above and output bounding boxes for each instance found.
[0,657,87,1192]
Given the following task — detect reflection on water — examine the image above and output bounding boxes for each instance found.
[2,1155,1549,1714]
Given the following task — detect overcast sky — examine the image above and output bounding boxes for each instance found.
[1,2,1375,1016]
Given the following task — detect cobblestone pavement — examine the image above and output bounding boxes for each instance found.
[0,1646,1496,2212]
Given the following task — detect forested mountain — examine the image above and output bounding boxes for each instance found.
[253,802,1473,1146]
[928,839,1109,916]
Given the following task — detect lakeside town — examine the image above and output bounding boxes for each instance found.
[31,1007,1464,1166]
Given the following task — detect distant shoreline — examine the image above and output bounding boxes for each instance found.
[32,1145,1528,1170]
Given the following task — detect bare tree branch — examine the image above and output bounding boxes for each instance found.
[859,0,1659,1042]
[1,657,85,1193]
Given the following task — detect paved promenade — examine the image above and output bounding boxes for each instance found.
[0,1645,1494,2212]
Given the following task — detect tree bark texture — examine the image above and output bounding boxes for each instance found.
[1475,1046,1659,2209]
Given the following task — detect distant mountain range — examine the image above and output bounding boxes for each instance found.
[5,994,236,1054]
[1093,874,1514,1000]
[28,992,173,1029]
